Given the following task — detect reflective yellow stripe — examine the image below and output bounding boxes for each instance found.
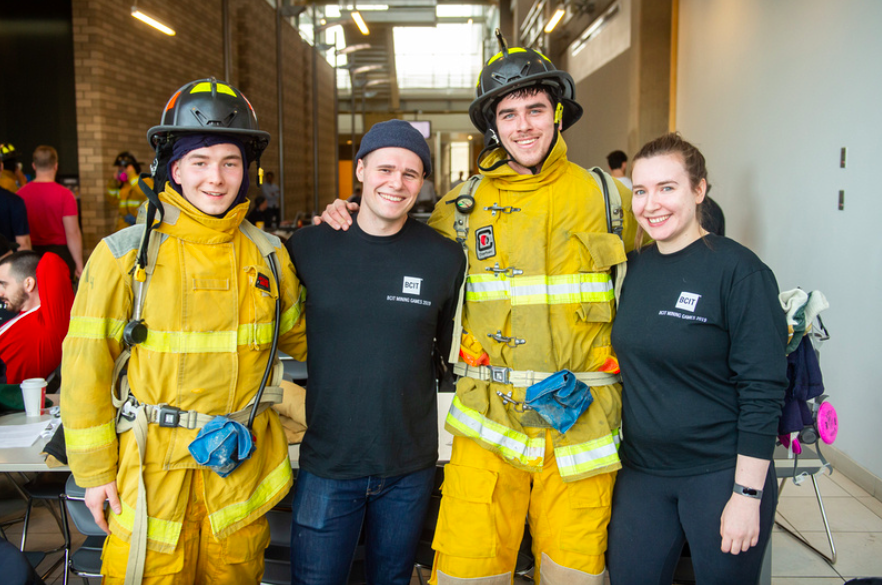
[119,200,141,209]
[279,294,303,335]
[190,81,237,97]
[465,273,613,305]
[446,395,544,466]
[65,420,116,452]
[67,316,126,343]
[555,430,621,478]
[208,457,292,534]
[111,500,182,548]
[142,329,237,354]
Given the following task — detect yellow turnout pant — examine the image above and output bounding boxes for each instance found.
[100,470,270,585]
[430,431,614,585]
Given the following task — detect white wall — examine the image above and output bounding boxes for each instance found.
[677,1,882,479]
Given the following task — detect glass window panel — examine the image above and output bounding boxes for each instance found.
[394,23,483,89]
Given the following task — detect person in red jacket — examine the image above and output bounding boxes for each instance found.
[0,251,74,383]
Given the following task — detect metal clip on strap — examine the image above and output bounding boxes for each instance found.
[484,203,521,216]
[488,330,526,347]
[486,263,523,277]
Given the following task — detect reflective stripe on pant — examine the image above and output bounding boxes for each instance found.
[430,431,614,585]
[100,470,270,585]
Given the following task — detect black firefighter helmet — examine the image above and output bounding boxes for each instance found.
[469,30,583,140]
[147,78,270,166]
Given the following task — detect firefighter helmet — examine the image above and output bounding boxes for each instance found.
[469,31,583,135]
[147,78,270,164]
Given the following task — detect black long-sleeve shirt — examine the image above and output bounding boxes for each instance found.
[286,216,465,479]
[611,235,788,477]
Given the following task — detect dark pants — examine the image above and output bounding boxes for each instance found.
[607,464,777,585]
[290,467,435,585]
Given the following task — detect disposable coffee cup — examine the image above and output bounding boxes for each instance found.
[20,378,47,417]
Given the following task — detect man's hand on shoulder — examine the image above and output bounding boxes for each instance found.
[312,199,358,231]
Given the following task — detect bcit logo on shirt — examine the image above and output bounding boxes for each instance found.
[475,226,496,260]
[675,292,701,312]
[403,276,423,295]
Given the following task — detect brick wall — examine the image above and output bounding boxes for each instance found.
[72,0,337,252]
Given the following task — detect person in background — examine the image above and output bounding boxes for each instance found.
[17,146,83,278]
[701,184,726,236]
[607,149,632,189]
[0,143,29,192]
[0,183,31,251]
[286,119,464,585]
[261,170,281,228]
[106,151,150,231]
[607,133,787,585]
[247,195,271,227]
[0,251,73,383]
[451,171,465,188]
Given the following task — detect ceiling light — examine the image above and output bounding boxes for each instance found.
[352,64,383,75]
[364,78,390,87]
[351,11,370,35]
[337,43,371,55]
[131,6,175,36]
[544,5,565,34]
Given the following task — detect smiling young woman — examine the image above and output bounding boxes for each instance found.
[607,133,789,585]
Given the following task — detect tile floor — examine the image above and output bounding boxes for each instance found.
[2,469,880,584]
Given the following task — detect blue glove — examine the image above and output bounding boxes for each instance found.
[525,370,593,434]
[188,416,254,478]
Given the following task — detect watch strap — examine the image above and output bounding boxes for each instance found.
[733,482,763,500]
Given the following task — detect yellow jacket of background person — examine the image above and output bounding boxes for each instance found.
[428,136,638,482]
[107,174,152,231]
[0,169,21,192]
[61,186,307,554]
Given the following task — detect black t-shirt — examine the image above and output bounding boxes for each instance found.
[611,235,788,477]
[285,216,465,479]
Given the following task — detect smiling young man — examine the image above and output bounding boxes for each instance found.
[62,79,306,584]
[319,37,639,584]
[284,119,464,585]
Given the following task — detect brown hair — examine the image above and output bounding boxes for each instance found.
[631,133,709,250]
[32,145,58,171]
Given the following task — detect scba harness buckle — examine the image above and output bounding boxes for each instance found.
[158,405,182,428]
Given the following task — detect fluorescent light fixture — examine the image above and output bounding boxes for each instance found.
[352,64,383,75]
[337,43,371,55]
[544,6,565,34]
[131,7,175,36]
[364,78,390,87]
[351,11,370,35]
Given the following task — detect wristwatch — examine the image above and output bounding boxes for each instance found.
[733,483,763,500]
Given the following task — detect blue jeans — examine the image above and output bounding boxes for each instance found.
[289,467,435,585]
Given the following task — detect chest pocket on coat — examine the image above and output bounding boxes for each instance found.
[571,232,626,323]
[243,265,279,344]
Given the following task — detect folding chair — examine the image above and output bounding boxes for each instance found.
[62,474,106,584]
[19,472,72,584]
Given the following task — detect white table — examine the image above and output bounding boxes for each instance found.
[0,412,63,472]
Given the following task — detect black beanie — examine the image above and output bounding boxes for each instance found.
[356,119,432,177]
